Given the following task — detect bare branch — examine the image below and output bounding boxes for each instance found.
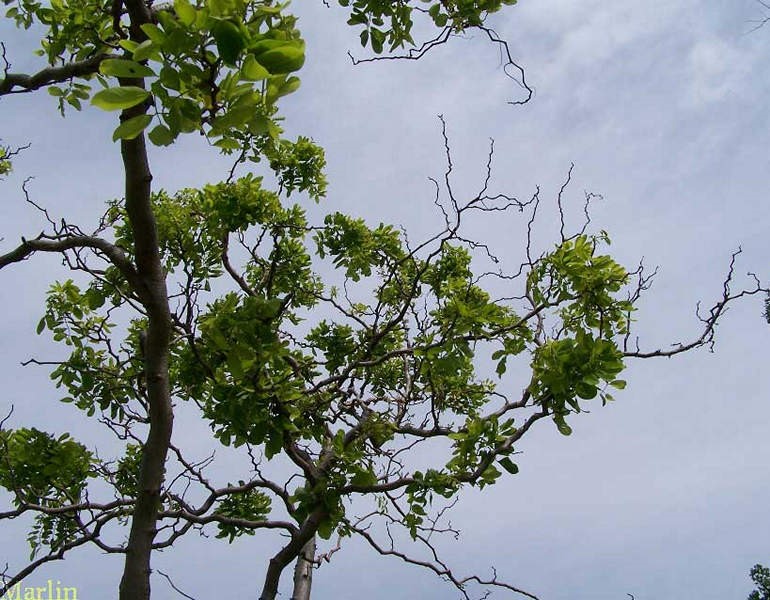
[0,233,146,298]
[625,249,767,358]
[347,26,532,105]
[157,571,198,600]
[350,523,540,600]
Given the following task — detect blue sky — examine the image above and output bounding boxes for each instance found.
[1,1,770,598]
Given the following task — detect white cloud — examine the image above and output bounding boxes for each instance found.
[683,36,753,107]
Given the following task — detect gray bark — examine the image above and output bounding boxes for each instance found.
[259,510,326,600]
[291,537,316,600]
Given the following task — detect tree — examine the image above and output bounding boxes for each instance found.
[749,564,770,600]
[0,1,764,599]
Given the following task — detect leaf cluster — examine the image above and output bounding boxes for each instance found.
[0,428,94,557]
[749,564,770,600]
[96,0,306,148]
[338,0,518,53]
[214,484,272,541]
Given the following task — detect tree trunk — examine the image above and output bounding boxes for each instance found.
[116,112,174,600]
[114,2,172,598]
[259,510,325,600]
[291,537,316,600]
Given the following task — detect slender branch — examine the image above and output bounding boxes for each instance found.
[158,509,296,532]
[625,250,767,358]
[347,25,532,105]
[0,498,133,520]
[157,570,198,600]
[351,524,539,600]
[0,511,124,597]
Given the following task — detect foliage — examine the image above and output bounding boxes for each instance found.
[214,484,272,541]
[0,144,11,177]
[749,564,770,600]
[339,0,518,52]
[0,0,764,599]
[0,428,93,507]
[0,428,94,557]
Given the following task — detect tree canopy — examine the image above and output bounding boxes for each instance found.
[0,1,766,599]
[749,564,770,600]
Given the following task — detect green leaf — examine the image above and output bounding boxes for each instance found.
[317,517,335,540]
[148,124,175,146]
[211,20,246,66]
[100,59,156,78]
[132,40,159,62]
[112,114,152,141]
[214,138,242,151]
[118,39,139,53]
[256,45,305,74]
[350,469,377,487]
[370,28,385,53]
[91,87,150,111]
[575,381,597,400]
[159,66,181,91]
[499,457,519,475]
[495,358,507,376]
[226,350,245,380]
[207,0,226,16]
[140,23,166,45]
[174,0,196,26]
[241,55,270,81]
[274,76,300,99]
[609,379,627,390]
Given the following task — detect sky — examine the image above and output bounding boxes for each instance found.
[1,1,770,599]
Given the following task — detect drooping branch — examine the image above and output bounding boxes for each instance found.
[349,522,540,600]
[157,570,199,600]
[0,233,143,294]
[347,25,533,105]
[0,509,127,597]
[158,509,297,533]
[0,498,133,521]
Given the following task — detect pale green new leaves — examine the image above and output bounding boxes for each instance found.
[526,234,632,433]
[339,0,519,53]
[0,428,94,506]
[91,86,150,111]
[87,0,308,146]
[0,428,95,557]
[0,143,13,177]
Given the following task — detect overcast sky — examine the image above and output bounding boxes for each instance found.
[2,1,770,599]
